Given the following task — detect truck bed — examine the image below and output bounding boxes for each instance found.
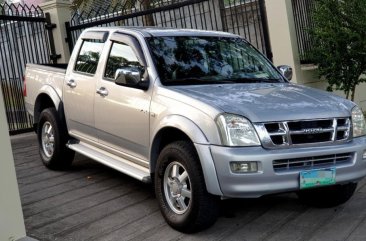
[29,63,68,73]
[24,63,68,117]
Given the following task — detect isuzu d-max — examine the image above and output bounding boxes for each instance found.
[24,27,366,232]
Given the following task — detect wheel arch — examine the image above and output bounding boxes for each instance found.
[150,115,208,172]
[150,115,222,196]
[34,86,65,131]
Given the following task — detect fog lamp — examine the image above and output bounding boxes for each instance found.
[230,161,258,173]
[363,150,366,160]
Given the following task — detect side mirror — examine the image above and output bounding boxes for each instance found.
[277,65,293,81]
[114,67,149,90]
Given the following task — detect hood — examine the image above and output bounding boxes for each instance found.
[168,83,355,122]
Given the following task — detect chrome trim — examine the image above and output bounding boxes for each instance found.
[283,122,292,145]
[277,65,293,81]
[273,152,354,172]
[331,118,337,141]
[290,127,333,135]
[254,118,352,149]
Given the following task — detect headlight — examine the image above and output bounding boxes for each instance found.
[216,113,260,146]
[352,106,366,137]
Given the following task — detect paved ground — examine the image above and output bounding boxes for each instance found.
[11,133,366,241]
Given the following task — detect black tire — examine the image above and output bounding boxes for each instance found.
[297,182,357,208]
[155,141,219,233]
[37,107,74,170]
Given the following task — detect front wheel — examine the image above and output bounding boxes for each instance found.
[297,182,357,208]
[37,108,74,169]
[155,141,219,233]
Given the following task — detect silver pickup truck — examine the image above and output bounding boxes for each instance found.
[24,27,366,232]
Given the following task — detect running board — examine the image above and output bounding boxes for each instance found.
[67,142,151,183]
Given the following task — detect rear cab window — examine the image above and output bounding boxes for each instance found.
[74,31,108,75]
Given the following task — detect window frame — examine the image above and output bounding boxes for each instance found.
[146,36,285,86]
[73,31,108,76]
[102,33,148,88]
[103,41,144,81]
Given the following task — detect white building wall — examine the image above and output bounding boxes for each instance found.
[0,89,27,241]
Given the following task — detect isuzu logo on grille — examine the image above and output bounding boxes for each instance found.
[303,128,323,134]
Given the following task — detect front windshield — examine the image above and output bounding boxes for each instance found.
[147,36,284,85]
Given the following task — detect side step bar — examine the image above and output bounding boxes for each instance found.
[67,142,151,183]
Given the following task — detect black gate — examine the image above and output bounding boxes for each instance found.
[65,0,272,60]
[292,0,315,64]
[0,3,58,135]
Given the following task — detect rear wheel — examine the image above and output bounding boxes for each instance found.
[37,108,74,169]
[155,141,219,233]
[297,182,357,208]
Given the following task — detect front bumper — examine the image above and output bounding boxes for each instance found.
[206,136,366,198]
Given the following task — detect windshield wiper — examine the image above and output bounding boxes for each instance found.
[227,78,282,83]
[163,77,282,86]
[164,78,236,85]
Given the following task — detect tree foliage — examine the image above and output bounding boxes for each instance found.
[308,0,366,101]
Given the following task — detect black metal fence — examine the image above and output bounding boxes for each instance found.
[0,3,57,135]
[220,0,272,60]
[65,0,272,60]
[292,0,315,64]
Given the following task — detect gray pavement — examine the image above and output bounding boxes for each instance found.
[12,133,366,241]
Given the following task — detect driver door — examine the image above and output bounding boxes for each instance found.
[94,34,151,163]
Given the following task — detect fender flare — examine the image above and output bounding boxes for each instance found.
[152,115,209,145]
[151,115,223,196]
[34,85,62,123]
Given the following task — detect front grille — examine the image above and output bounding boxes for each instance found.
[273,152,354,172]
[255,118,351,149]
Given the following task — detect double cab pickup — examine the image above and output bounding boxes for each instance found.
[24,27,366,232]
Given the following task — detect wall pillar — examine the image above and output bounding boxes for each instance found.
[41,0,72,63]
[265,0,301,83]
[0,92,26,240]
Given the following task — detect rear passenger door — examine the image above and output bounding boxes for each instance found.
[94,33,151,163]
[64,32,107,142]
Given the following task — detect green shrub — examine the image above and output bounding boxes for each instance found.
[308,0,366,101]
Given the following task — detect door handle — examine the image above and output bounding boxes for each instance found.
[96,87,108,97]
[66,79,77,88]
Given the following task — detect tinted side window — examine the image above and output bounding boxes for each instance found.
[74,40,104,75]
[104,42,144,80]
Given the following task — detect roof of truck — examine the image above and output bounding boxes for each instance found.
[86,26,240,38]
